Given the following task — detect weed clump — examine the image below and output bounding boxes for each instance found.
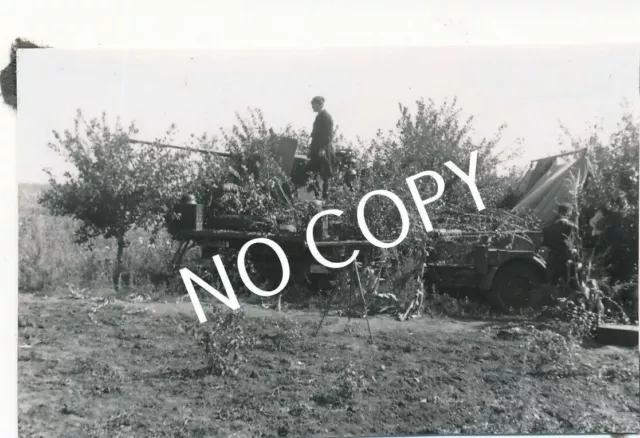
[185,308,257,377]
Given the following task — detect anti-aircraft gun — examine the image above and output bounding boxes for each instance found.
[128,137,375,291]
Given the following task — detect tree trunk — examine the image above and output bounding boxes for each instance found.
[112,236,126,291]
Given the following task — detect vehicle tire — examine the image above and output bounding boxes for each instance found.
[488,261,545,314]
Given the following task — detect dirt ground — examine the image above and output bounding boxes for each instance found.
[18,293,639,437]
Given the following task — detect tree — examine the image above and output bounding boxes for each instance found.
[1,38,44,111]
[575,111,639,309]
[39,110,193,289]
[327,98,518,246]
[374,97,517,211]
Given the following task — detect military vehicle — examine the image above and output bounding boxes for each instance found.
[423,149,591,314]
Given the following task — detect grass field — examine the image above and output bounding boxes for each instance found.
[18,293,639,437]
[19,183,181,294]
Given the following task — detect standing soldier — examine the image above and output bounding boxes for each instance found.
[542,203,579,287]
[307,96,334,200]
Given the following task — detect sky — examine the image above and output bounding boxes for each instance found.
[13,43,640,184]
[2,1,640,437]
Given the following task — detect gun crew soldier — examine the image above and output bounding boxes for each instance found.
[541,203,579,287]
[307,96,334,200]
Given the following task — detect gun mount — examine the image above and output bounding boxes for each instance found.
[128,137,377,293]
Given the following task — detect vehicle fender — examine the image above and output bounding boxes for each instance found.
[478,254,547,291]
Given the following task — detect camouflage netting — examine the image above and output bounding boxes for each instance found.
[1,38,44,111]
[433,207,541,234]
[425,207,543,265]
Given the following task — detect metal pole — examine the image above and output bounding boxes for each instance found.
[530,148,587,163]
[313,289,336,337]
[353,262,374,344]
[127,138,232,157]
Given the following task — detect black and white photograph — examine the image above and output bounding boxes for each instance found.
[3,2,640,437]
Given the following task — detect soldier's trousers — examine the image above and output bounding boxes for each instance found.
[311,174,330,200]
[545,249,568,286]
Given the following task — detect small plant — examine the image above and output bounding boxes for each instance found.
[523,325,598,380]
[335,362,368,403]
[257,317,305,352]
[185,309,256,377]
[312,361,368,408]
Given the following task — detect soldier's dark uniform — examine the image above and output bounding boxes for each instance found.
[308,104,334,200]
[542,207,578,286]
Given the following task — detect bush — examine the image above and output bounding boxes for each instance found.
[571,111,639,318]
[185,308,257,377]
[319,99,516,275]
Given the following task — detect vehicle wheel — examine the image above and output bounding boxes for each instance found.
[489,261,545,314]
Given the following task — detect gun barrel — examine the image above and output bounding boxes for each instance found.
[127,138,232,158]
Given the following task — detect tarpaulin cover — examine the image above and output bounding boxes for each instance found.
[512,157,555,197]
[512,151,591,225]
